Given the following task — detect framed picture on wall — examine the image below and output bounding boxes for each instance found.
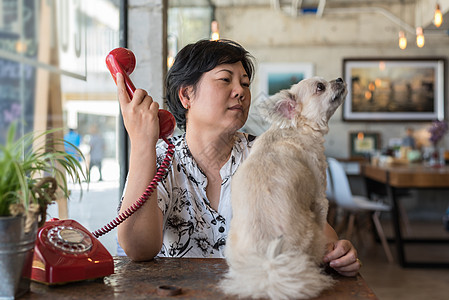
[349,131,381,158]
[258,63,314,96]
[343,58,445,121]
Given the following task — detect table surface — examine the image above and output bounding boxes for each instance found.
[362,163,449,188]
[25,257,377,299]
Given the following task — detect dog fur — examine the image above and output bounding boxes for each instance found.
[220,77,347,300]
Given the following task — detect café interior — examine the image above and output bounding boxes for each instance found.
[1,0,449,299]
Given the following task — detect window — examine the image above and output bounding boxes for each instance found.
[0,0,121,254]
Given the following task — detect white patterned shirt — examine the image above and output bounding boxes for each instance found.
[119,132,255,258]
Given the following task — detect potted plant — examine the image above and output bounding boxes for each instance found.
[0,123,89,298]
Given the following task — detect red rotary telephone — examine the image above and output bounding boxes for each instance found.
[31,218,114,284]
[31,48,176,285]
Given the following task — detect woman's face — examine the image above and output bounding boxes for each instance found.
[186,62,251,134]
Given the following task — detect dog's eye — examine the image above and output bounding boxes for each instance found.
[317,83,325,92]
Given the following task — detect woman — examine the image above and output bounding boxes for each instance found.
[117,39,361,277]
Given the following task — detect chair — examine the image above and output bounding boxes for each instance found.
[327,157,394,263]
[325,168,338,227]
[325,167,333,199]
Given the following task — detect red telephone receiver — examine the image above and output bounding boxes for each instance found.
[31,48,176,285]
[105,47,176,140]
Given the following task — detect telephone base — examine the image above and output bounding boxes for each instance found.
[31,219,114,285]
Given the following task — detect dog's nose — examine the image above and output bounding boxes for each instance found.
[336,78,343,83]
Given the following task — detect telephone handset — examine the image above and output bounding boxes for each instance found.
[31,48,176,285]
[105,47,176,140]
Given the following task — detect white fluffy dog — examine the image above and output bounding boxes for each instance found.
[221,77,347,300]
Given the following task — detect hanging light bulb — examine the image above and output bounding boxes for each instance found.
[211,20,220,41]
[416,27,425,48]
[167,55,175,69]
[434,4,443,27]
[398,31,407,50]
[167,34,178,69]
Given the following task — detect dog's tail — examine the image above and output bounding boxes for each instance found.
[220,237,334,300]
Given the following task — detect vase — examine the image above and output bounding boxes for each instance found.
[428,145,446,167]
[0,215,38,299]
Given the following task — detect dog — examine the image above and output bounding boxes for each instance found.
[220,77,347,300]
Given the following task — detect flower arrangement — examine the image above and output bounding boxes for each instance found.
[428,120,448,146]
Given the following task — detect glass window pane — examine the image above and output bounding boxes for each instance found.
[0,0,121,255]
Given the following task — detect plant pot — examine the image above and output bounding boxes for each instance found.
[0,215,38,299]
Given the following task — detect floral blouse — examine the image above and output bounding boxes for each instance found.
[119,132,255,258]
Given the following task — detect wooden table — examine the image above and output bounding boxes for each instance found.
[25,257,377,299]
[362,163,449,268]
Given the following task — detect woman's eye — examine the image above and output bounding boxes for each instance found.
[317,83,325,92]
[242,82,250,87]
[220,78,231,82]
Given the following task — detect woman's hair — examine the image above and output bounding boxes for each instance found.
[165,39,255,131]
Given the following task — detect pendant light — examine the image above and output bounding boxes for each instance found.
[434,4,443,27]
[398,31,407,50]
[416,27,425,48]
[211,20,220,41]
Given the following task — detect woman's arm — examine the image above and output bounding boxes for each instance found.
[116,73,164,261]
[323,223,361,277]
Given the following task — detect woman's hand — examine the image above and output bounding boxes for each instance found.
[323,239,361,277]
[116,72,160,148]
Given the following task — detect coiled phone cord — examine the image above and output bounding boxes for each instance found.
[92,138,175,238]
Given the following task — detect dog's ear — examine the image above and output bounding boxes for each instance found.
[259,90,299,127]
[275,96,297,120]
